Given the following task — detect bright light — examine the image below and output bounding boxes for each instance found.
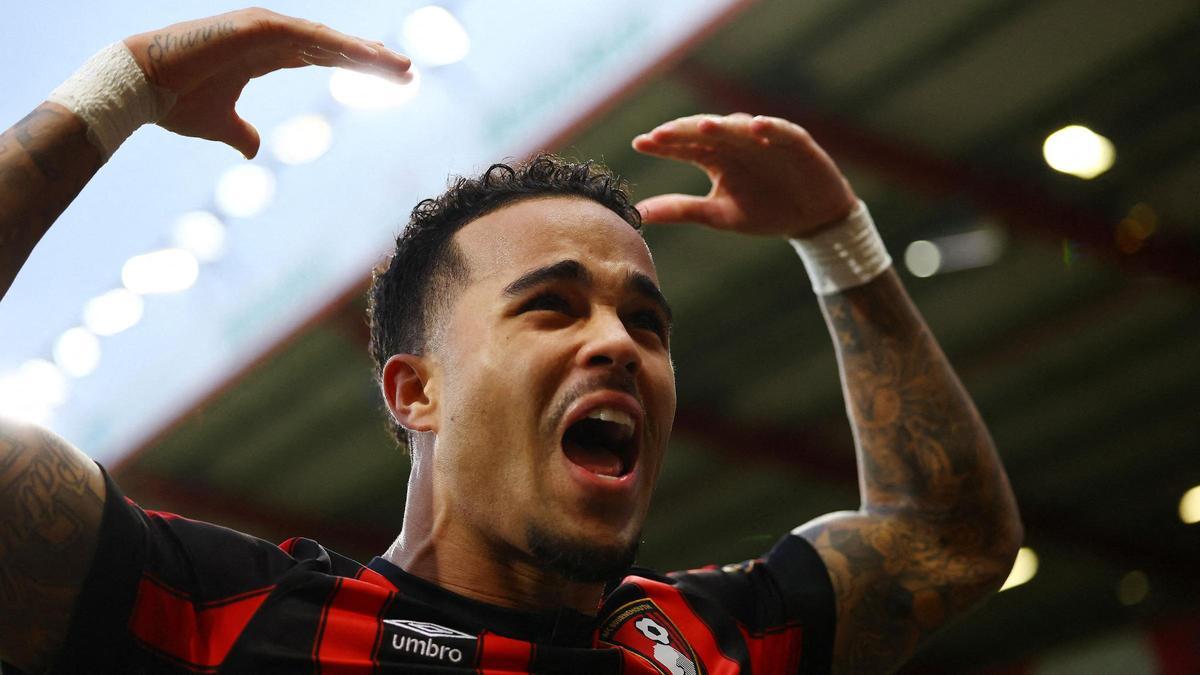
[1043,124,1115,179]
[904,240,942,278]
[330,65,420,109]
[0,360,67,422]
[121,248,199,295]
[1180,485,1200,524]
[215,164,276,218]
[270,114,333,165]
[54,327,101,378]
[401,6,470,66]
[0,359,69,425]
[1000,547,1038,591]
[172,210,226,262]
[83,288,144,336]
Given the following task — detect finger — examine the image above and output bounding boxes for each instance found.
[636,194,719,225]
[298,50,341,67]
[215,111,261,160]
[642,113,761,149]
[253,46,414,85]
[296,44,414,83]
[300,20,411,77]
[640,114,720,145]
[632,135,717,165]
[694,113,765,149]
[749,115,811,149]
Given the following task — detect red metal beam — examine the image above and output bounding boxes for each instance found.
[677,64,1200,288]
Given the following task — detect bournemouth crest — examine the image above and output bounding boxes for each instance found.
[598,599,703,675]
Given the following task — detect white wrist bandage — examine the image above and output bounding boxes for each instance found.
[46,42,176,160]
[789,200,892,295]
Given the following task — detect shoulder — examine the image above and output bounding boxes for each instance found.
[599,535,836,674]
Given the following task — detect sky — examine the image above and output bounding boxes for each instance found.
[0,0,738,464]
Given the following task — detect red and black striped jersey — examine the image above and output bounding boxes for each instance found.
[31,469,833,674]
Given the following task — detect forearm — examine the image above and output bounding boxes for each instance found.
[820,269,1020,541]
[796,269,1020,673]
[0,102,103,300]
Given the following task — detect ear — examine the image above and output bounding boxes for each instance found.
[381,353,438,433]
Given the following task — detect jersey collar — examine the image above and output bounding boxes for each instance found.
[367,556,598,647]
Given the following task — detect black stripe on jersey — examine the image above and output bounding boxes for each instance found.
[139,511,296,604]
[219,557,342,674]
[672,583,753,670]
[49,468,146,675]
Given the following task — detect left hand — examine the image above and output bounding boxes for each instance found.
[631,113,858,238]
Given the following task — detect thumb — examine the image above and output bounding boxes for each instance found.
[218,111,261,160]
[636,194,715,225]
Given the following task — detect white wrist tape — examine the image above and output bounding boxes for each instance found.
[789,200,892,295]
[46,42,176,160]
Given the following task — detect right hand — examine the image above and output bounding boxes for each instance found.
[123,7,412,158]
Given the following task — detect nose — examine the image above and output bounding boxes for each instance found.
[576,309,640,375]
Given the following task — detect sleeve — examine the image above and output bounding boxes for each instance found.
[668,533,835,675]
[49,466,298,674]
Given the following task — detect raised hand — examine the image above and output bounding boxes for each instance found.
[632,113,859,239]
[123,8,412,158]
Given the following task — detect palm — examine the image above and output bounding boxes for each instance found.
[156,72,252,150]
[632,114,858,238]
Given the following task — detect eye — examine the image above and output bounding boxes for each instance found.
[629,310,668,342]
[519,292,572,314]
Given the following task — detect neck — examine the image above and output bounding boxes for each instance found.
[384,445,605,615]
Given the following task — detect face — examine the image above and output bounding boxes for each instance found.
[426,196,676,580]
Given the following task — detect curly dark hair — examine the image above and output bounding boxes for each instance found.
[367,153,642,448]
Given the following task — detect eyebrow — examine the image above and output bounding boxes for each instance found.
[627,271,674,324]
[503,259,591,296]
[502,258,673,324]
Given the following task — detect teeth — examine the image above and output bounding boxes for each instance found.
[585,407,635,440]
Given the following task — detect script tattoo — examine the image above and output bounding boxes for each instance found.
[0,424,105,673]
[797,270,1019,674]
[146,20,236,63]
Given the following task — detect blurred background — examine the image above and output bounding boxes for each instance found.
[3,0,1199,672]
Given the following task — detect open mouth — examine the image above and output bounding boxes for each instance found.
[561,407,638,479]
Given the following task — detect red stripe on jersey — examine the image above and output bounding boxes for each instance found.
[738,622,804,674]
[144,509,186,521]
[315,576,394,673]
[129,575,271,670]
[478,631,533,673]
[355,565,398,592]
[632,578,742,674]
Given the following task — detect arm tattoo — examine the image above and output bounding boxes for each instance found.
[797,270,1021,674]
[0,102,103,300]
[0,424,105,673]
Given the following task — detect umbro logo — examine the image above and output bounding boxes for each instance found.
[383,619,476,664]
[383,619,475,639]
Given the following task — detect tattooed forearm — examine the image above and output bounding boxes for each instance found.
[797,269,1021,674]
[823,271,1013,517]
[0,422,105,673]
[0,102,102,300]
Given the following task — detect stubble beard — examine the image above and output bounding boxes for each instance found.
[526,522,641,583]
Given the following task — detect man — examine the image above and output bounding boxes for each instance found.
[0,8,1022,675]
